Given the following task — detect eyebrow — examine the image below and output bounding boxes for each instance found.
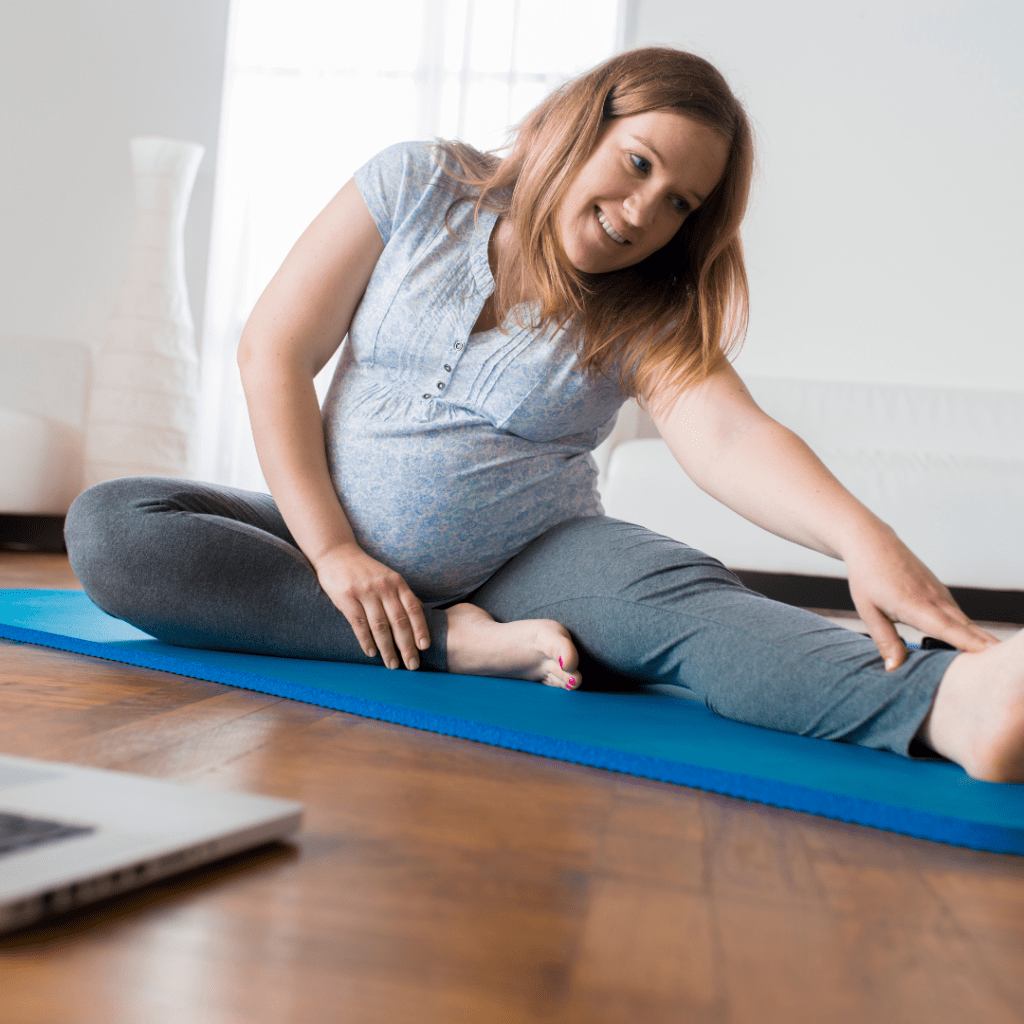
[629,134,708,205]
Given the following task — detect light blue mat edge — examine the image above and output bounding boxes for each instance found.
[2,589,1022,856]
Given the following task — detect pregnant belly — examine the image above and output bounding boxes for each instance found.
[326,422,601,604]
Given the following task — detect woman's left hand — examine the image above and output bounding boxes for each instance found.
[843,522,1000,669]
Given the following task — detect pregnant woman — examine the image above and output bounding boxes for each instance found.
[66,47,1024,782]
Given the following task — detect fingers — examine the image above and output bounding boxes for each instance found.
[854,594,1001,671]
[891,586,1000,654]
[366,597,404,670]
[922,598,1000,651]
[341,595,419,670]
[841,529,1005,665]
[856,601,908,671]
[403,592,433,653]
[337,597,382,661]
[319,551,431,670]
[923,618,999,653]
[355,590,430,670]
[377,590,431,671]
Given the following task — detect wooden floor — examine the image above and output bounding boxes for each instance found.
[1,552,1023,1024]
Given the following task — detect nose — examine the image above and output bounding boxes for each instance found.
[621,187,657,230]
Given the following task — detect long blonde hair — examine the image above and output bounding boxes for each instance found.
[435,46,754,400]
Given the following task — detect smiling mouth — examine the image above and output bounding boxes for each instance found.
[596,207,629,245]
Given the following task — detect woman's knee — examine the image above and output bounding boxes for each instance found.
[64,476,181,608]
[66,479,127,566]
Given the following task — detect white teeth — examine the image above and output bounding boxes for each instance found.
[596,209,628,244]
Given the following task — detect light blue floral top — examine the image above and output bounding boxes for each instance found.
[321,142,625,604]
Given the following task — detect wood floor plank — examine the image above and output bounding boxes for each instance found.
[202,713,615,865]
[919,868,1024,1010]
[568,880,723,1023]
[0,551,81,589]
[701,793,824,909]
[590,781,708,892]
[50,689,284,772]
[125,699,336,782]
[713,897,1024,1024]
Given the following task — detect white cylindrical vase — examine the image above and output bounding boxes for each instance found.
[84,136,205,488]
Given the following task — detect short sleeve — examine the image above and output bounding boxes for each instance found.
[354,142,444,247]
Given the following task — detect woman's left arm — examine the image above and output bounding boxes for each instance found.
[647,361,998,668]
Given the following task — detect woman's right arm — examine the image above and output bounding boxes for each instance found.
[237,178,431,670]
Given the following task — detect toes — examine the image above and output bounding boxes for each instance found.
[552,635,581,688]
[547,652,581,689]
[542,670,580,690]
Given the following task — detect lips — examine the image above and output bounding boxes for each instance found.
[596,207,628,245]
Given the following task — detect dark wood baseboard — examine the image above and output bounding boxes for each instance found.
[0,514,67,553]
[733,569,1024,625]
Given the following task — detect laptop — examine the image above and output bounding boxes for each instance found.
[0,753,303,934]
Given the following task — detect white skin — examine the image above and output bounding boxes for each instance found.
[239,109,1024,782]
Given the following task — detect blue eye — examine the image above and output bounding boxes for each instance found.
[629,153,651,173]
[672,196,691,215]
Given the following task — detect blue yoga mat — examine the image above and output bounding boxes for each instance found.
[2,588,1022,854]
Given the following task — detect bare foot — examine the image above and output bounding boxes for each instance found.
[919,629,1024,782]
[445,603,581,690]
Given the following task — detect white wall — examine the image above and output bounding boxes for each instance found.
[0,0,230,355]
[627,0,1024,392]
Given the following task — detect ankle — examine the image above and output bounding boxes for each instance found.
[922,645,1024,782]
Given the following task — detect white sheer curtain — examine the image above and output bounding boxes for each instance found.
[198,0,624,490]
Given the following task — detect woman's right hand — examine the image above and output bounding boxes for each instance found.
[314,543,431,671]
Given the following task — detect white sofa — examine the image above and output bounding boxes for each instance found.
[0,336,91,516]
[595,377,1024,595]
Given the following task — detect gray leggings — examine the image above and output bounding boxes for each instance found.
[64,477,958,757]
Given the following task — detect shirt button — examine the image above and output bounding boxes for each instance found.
[437,382,446,390]
[422,393,432,400]
[443,364,451,372]
[454,342,463,350]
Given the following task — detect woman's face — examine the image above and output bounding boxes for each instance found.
[555,109,730,275]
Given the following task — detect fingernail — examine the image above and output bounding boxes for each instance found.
[558,656,563,669]
[389,659,399,670]
[885,658,895,671]
[418,638,429,650]
[409,658,419,671]
[367,648,376,658]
